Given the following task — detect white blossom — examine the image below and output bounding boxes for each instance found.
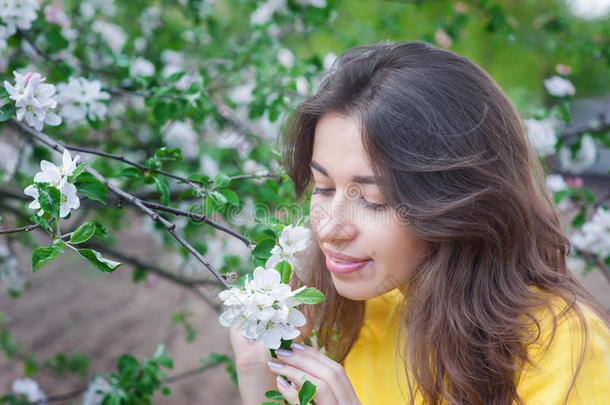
[200,154,219,177]
[139,7,162,36]
[229,82,255,104]
[44,5,77,41]
[543,76,575,97]
[295,76,308,95]
[23,149,81,217]
[0,0,40,35]
[250,0,287,25]
[524,117,559,157]
[92,20,126,54]
[80,0,116,20]
[57,77,111,125]
[130,57,155,77]
[24,176,80,218]
[545,174,568,193]
[218,266,307,349]
[11,378,47,404]
[559,134,597,174]
[277,48,295,68]
[4,71,62,131]
[266,224,317,283]
[163,121,199,160]
[570,207,610,259]
[82,376,112,405]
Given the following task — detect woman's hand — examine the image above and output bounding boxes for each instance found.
[266,342,361,405]
[229,323,271,370]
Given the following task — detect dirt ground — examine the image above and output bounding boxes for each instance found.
[1,203,609,405]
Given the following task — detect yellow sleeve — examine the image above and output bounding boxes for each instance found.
[516,305,610,404]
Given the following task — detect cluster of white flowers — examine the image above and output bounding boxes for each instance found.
[545,174,568,193]
[130,57,156,78]
[163,120,199,160]
[277,48,295,68]
[4,71,62,131]
[92,20,126,54]
[82,376,112,405]
[218,266,308,349]
[559,134,598,174]
[24,149,81,218]
[570,207,610,259]
[139,6,162,36]
[11,377,47,404]
[266,224,317,283]
[543,76,575,97]
[0,0,40,50]
[56,77,111,126]
[80,0,116,20]
[524,117,559,157]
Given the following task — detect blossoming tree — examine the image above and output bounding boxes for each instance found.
[0,0,608,404]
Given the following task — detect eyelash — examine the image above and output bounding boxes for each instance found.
[311,187,389,211]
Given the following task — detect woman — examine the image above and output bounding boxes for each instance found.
[230,40,610,404]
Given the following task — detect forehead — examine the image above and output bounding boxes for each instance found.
[312,113,374,179]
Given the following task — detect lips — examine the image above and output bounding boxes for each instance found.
[325,250,372,275]
[325,250,370,262]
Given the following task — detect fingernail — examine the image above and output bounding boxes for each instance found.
[267,361,284,370]
[277,375,290,389]
[290,342,307,351]
[276,349,292,357]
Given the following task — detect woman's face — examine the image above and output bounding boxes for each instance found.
[309,112,426,300]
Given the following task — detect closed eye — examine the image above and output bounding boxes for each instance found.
[311,187,388,211]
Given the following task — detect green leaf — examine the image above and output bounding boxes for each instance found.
[154,147,182,162]
[69,221,97,244]
[252,238,276,259]
[36,183,61,218]
[132,267,147,283]
[298,380,316,405]
[75,248,122,272]
[294,288,326,305]
[213,173,231,188]
[31,240,66,272]
[67,163,89,183]
[167,71,186,83]
[119,167,143,179]
[552,189,569,204]
[161,386,172,396]
[570,207,587,228]
[0,102,15,122]
[275,260,292,284]
[265,390,285,400]
[75,172,107,204]
[218,189,239,205]
[152,176,170,205]
[0,86,8,98]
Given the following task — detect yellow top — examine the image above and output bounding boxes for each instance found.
[343,287,610,405]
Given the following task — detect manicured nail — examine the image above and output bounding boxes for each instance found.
[290,342,307,351]
[276,349,292,357]
[277,375,291,389]
[267,361,284,370]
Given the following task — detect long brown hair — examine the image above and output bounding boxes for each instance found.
[280,40,609,405]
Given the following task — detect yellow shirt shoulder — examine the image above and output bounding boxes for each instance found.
[343,288,610,405]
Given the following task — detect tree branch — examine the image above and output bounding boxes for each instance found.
[10,119,232,290]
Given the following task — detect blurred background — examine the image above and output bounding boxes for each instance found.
[0,0,608,403]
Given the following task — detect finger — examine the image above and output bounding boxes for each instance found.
[267,361,338,405]
[275,375,299,404]
[274,344,359,402]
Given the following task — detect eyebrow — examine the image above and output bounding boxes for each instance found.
[310,160,379,185]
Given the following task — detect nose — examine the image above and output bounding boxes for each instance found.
[310,188,358,243]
